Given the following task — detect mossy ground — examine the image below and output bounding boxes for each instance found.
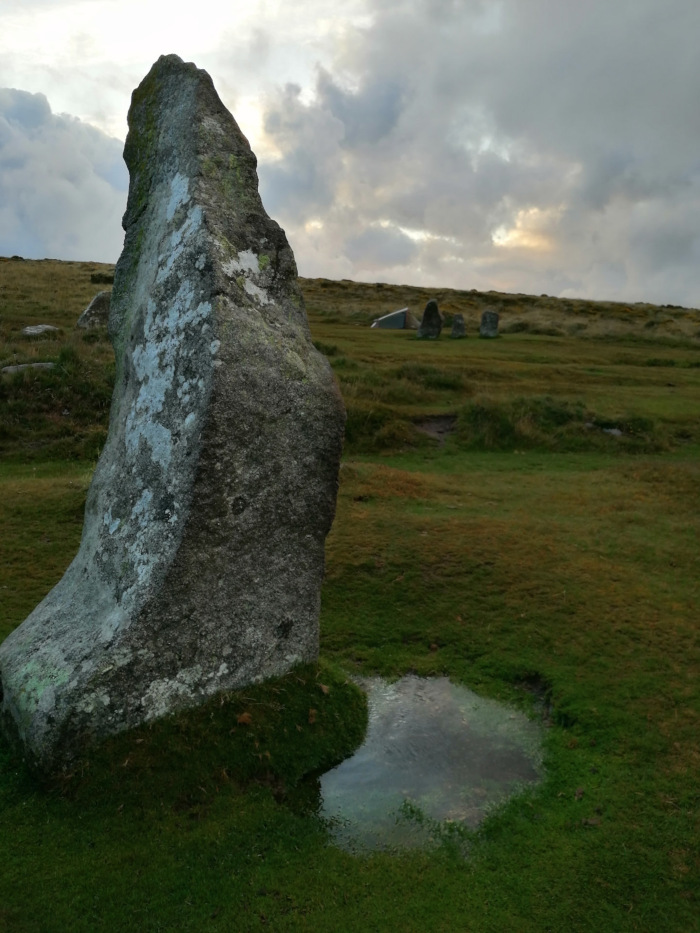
[0,258,698,931]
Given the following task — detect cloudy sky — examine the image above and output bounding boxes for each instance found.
[1,0,699,306]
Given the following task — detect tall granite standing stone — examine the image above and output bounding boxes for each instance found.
[0,55,346,772]
[416,299,442,339]
[450,313,466,339]
[480,308,500,338]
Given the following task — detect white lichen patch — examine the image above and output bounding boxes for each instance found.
[131,488,153,525]
[103,508,121,535]
[17,652,71,720]
[141,666,203,720]
[98,606,128,645]
[155,205,204,285]
[200,114,225,137]
[166,172,191,221]
[220,247,271,306]
[243,279,271,305]
[124,488,162,589]
[124,288,212,470]
[222,248,262,277]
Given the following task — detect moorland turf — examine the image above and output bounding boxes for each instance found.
[0,257,698,931]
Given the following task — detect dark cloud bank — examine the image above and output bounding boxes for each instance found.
[0,87,127,261]
[3,0,700,306]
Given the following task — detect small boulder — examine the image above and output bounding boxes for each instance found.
[450,314,466,339]
[480,309,500,338]
[76,291,111,329]
[21,325,59,337]
[417,299,442,339]
[1,362,55,374]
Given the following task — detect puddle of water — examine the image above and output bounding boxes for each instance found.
[319,675,543,853]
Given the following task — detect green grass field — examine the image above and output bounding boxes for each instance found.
[0,258,699,931]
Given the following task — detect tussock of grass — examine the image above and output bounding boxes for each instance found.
[0,340,113,461]
[455,396,666,452]
[394,362,465,391]
[312,339,340,357]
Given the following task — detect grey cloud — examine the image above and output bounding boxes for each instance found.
[0,88,127,261]
[0,88,51,130]
[256,0,700,305]
[346,225,418,269]
[317,70,405,147]
[259,83,344,220]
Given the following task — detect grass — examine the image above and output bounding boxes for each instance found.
[0,258,115,461]
[0,258,698,930]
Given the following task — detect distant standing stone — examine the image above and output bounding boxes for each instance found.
[76,291,111,328]
[0,54,346,773]
[450,314,466,339]
[480,309,500,338]
[417,299,442,339]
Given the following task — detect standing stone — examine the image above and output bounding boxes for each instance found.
[480,308,500,338]
[450,314,466,339]
[416,299,442,339]
[76,291,111,328]
[0,54,346,772]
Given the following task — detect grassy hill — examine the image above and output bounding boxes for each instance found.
[302,274,700,341]
[0,256,698,931]
[2,257,700,462]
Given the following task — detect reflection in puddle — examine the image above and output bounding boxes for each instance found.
[320,676,543,853]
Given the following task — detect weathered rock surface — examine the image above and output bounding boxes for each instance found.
[0,54,345,772]
[416,299,442,339]
[480,309,500,338]
[450,313,466,338]
[76,291,111,328]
